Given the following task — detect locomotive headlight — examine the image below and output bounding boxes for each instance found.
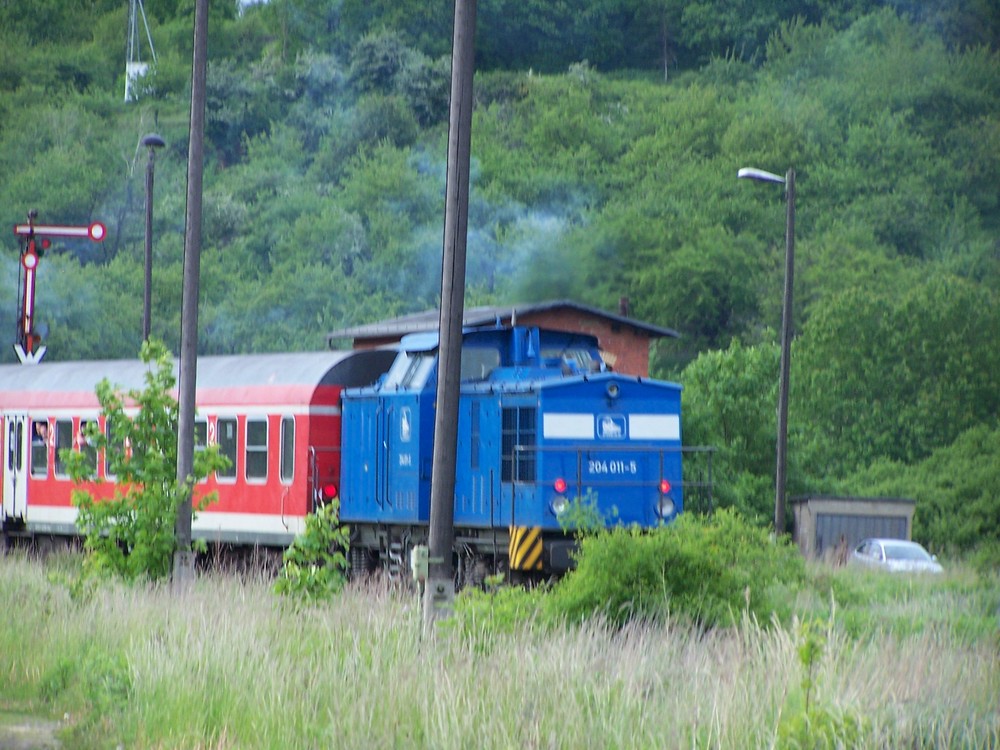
[656,496,675,518]
[656,478,675,518]
[551,496,570,516]
[606,382,620,400]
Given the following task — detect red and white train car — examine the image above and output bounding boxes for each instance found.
[0,350,394,547]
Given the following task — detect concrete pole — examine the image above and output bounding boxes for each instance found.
[172,0,209,593]
[424,0,477,630]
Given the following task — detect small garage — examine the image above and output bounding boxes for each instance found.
[790,495,916,560]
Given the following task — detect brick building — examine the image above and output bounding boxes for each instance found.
[325,299,679,378]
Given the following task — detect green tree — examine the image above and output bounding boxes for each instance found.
[64,339,228,582]
[842,425,1000,556]
[795,271,1000,479]
[680,340,784,522]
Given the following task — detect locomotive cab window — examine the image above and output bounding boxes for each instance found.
[31,418,49,478]
[246,418,268,482]
[280,416,294,483]
[217,417,237,481]
[461,347,501,382]
[501,406,537,483]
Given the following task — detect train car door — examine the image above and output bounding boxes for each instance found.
[2,414,29,521]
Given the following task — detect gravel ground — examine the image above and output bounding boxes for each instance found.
[0,713,62,750]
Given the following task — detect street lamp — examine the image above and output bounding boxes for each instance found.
[738,166,795,535]
[141,132,166,341]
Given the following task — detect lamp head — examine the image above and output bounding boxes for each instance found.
[737,167,785,184]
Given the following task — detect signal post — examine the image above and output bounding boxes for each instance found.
[12,212,106,364]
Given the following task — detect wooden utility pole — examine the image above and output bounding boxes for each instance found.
[423,0,477,629]
[775,168,795,536]
[172,0,209,593]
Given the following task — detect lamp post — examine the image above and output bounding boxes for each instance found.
[141,132,165,341]
[738,166,795,535]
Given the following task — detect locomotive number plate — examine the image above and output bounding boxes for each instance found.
[587,459,638,475]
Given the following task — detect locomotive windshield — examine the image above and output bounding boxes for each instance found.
[382,351,435,390]
[539,346,604,374]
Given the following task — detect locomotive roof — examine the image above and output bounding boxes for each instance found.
[0,350,395,398]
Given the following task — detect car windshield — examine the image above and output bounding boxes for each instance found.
[884,543,931,561]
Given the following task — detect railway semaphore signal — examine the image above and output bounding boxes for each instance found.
[12,211,106,364]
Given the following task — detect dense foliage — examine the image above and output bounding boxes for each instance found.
[1,1,998,554]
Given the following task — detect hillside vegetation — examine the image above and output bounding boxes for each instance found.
[0,0,998,553]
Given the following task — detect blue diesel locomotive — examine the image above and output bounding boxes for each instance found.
[338,324,684,583]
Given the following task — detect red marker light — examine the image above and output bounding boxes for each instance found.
[659,479,672,494]
[553,477,568,494]
[322,483,339,500]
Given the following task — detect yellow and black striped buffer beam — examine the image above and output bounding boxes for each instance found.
[508,526,544,571]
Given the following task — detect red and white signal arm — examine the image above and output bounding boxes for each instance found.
[14,221,107,242]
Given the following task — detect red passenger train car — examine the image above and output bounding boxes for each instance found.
[0,350,394,547]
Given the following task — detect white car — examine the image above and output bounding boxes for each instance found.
[850,538,943,574]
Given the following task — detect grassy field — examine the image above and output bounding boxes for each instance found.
[1,551,997,749]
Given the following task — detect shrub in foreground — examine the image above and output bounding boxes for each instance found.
[273,500,350,600]
[544,509,805,628]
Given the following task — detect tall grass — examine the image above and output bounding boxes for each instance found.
[1,552,997,749]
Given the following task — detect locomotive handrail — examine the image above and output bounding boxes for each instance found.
[308,445,342,512]
[509,444,716,512]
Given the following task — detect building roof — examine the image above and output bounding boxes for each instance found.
[326,300,680,347]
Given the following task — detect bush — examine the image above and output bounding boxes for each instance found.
[273,500,350,601]
[544,509,805,628]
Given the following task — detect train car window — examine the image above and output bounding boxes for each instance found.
[217,418,237,480]
[80,421,98,473]
[194,420,208,483]
[501,407,537,483]
[246,419,268,481]
[104,421,118,479]
[461,348,500,382]
[31,419,49,478]
[54,420,73,478]
[280,416,294,483]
